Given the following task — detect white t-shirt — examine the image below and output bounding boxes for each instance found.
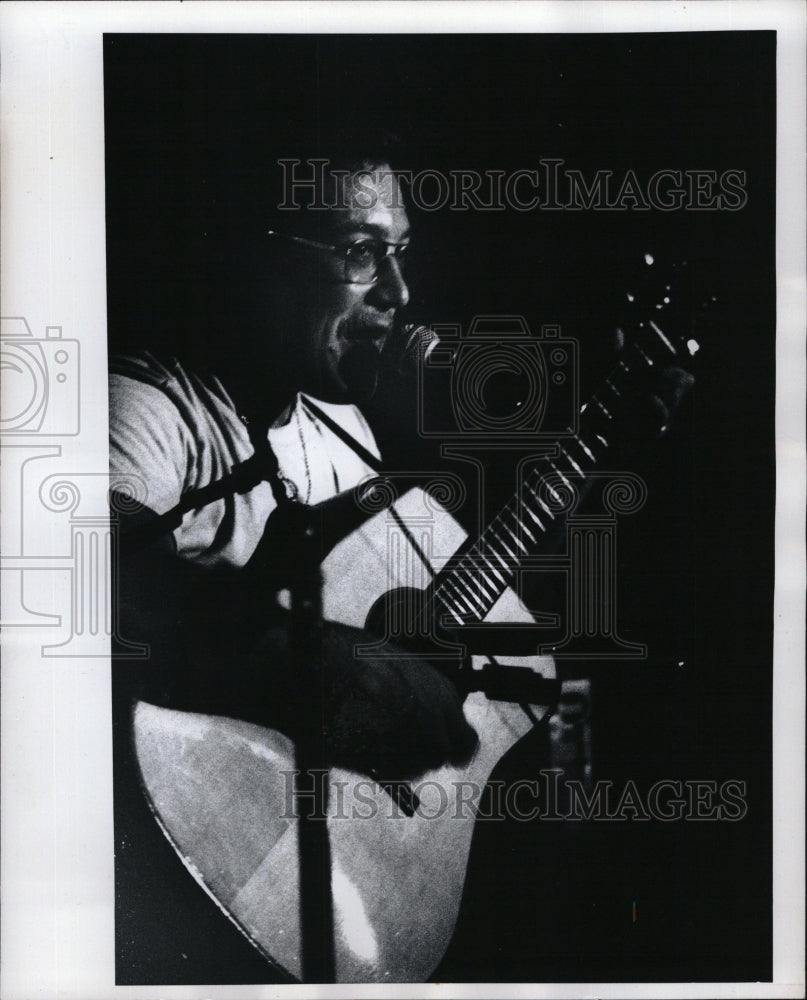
[109,353,380,568]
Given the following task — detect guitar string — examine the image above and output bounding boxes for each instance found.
[431,327,666,623]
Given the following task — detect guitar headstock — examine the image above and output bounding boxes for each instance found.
[578,253,719,450]
[617,253,719,366]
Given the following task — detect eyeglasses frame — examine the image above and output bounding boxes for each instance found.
[266,229,409,285]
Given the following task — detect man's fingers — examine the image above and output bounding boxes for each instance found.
[395,659,479,770]
[312,625,480,779]
[653,368,695,434]
[436,675,479,765]
[657,366,695,403]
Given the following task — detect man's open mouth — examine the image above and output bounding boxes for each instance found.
[340,318,391,347]
[337,339,383,400]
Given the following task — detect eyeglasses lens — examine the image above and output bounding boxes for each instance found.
[344,241,407,283]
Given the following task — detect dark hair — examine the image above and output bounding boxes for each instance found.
[205,121,404,239]
[201,122,406,292]
[174,123,407,370]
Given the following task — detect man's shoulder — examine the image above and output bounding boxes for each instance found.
[109,351,180,389]
[108,352,256,522]
[110,352,216,403]
[110,352,238,429]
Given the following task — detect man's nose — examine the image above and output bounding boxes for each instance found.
[372,256,410,310]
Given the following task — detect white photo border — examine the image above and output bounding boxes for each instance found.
[1,3,804,998]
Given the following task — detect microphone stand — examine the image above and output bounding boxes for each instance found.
[287,502,336,983]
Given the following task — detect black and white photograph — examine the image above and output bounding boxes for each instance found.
[1,4,804,998]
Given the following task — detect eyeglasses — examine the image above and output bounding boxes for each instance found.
[267,229,410,285]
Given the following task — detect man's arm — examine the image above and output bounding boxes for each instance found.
[113,504,478,782]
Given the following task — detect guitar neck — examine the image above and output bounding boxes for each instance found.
[426,312,688,629]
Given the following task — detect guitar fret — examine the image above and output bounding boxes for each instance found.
[436,579,465,612]
[525,480,556,520]
[476,565,499,594]
[649,319,676,355]
[636,344,654,367]
[483,538,513,572]
[519,496,546,532]
[459,586,487,616]
[431,588,464,626]
[462,566,495,603]
[570,432,596,463]
[557,444,585,478]
[442,578,477,618]
[453,560,493,603]
[452,580,482,619]
[546,458,573,490]
[509,504,537,545]
[451,568,489,612]
[543,474,563,504]
[489,525,520,563]
[417,284,696,656]
[464,550,501,593]
[593,397,613,420]
[432,585,454,615]
[439,598,465,627]
[477,549,507,584]
[496,514,528,554]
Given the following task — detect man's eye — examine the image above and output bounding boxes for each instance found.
[347,241,380,263]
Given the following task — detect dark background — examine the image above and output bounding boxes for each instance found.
[105,32,775,984]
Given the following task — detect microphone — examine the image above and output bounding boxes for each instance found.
[373,323,451,462]
[397,323,441,374]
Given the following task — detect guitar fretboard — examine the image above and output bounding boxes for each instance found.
[426,316,685,630]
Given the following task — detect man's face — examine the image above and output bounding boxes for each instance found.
[282,163,411,404]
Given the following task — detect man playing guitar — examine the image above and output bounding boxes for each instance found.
[109,125,693,984]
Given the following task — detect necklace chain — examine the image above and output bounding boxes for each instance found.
[294,403,313,504]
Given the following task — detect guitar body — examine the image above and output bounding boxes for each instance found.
[133,486,555,982]
[133,267,703,982]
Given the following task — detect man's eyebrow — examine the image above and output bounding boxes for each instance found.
[330,221,411,241]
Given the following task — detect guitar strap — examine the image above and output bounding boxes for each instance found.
[302,398,383,473]
[117,397,432,580]
[244,416,293,509]
[116,415,290,549]
[308,401,567,725]
[304,398,435,579]
[259,403,570,734]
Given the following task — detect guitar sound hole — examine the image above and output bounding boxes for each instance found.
[364,586,429,648]
[364,588,466,674]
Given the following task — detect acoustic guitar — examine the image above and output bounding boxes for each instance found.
[131,261,708,982]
